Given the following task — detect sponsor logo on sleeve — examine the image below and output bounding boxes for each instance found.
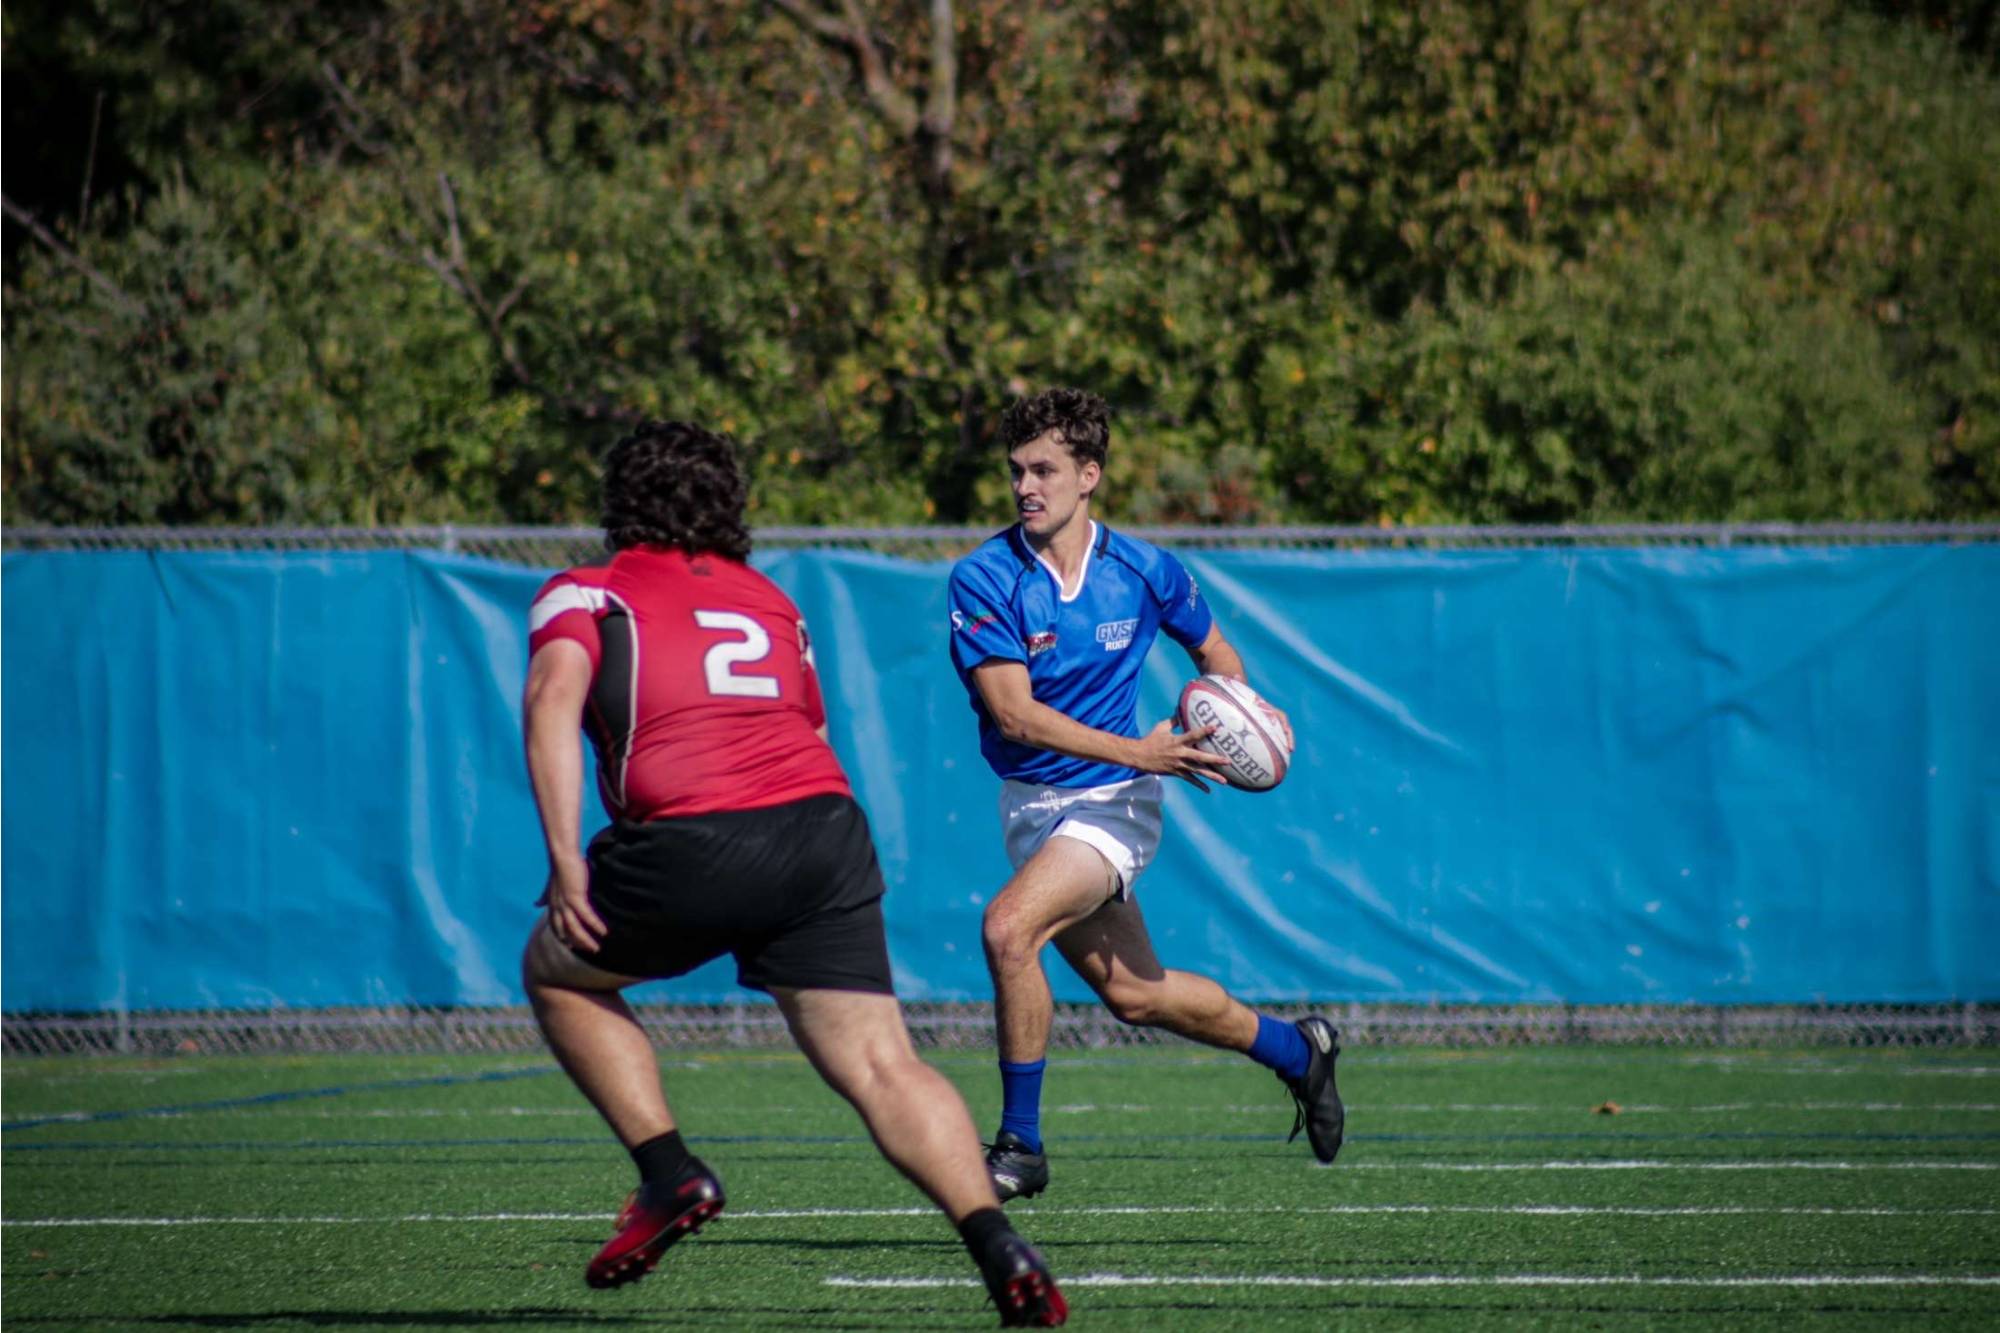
[1026,630,1058,656]
[1095,618,1138,652]
[952,606,1002,636]
[1187,576,1201,610]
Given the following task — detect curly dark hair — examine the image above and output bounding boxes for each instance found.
[997,387,1111,470]
[600,420,752,561]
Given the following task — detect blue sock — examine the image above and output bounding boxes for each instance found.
[1247,1015,1312,1082]
[997,1059,1047,1152]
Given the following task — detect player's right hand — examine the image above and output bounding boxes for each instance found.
[1133,717,1232,793]
[544,853,607,952]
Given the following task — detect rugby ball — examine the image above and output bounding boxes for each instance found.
[1176,674,1292,792]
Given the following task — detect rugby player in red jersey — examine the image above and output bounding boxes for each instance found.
[520,420,1065,1327]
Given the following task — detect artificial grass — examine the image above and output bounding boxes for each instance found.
[5,1045,1997,1329]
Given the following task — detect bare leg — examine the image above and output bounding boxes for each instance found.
[982,836,1122,1064]
[772,986,998,1222]
[521,918,675,1148]
[1054,894,1260,1051]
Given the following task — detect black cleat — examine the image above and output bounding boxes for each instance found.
[1281,1016,1345,1163]
[983,1130,1050,1202]
[974,1230,1069,1327]
[584,1159,726,1289]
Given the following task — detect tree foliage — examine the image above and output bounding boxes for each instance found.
[3,0,1995,526]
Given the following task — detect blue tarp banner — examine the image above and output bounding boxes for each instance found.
[4,543,1996,1011]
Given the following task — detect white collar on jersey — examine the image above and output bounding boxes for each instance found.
[1032,520,1098,603]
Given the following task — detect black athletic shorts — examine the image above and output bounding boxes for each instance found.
[578,792,894,995]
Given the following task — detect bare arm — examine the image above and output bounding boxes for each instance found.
[1185,621,1246,680]
[523,639,606,951]
[970,658,1229,789]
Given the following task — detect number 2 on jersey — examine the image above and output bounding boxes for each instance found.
[694,610,781,698]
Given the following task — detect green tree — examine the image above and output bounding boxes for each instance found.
[1261,226,1930,522]
[3,0,1995,526]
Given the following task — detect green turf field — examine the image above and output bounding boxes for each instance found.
[5,1044,1998,1329]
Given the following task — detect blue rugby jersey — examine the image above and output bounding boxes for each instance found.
[947,522,1214,788]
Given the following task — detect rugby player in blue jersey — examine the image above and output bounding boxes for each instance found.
[946,387,1345,1201]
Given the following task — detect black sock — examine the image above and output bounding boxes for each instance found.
[957,1205,1014,1260]
[631,1130,690,1186]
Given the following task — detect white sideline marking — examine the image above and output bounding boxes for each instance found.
[1024,1205,2000,1218]
[1359,1102,2000,1114]
[5,1213,615,1227]
[1343,1159,2000,1172]
[1535,1059,1999,1080]
[1056,1101,2000,1115]
[14,1100,1998,1126]
[0,1209,951,1228]
[0,1107,604,1125]
[10,1203,1999,1229]
[827,1273,2000,1291]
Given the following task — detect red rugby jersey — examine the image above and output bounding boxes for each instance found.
[527,546,852,819]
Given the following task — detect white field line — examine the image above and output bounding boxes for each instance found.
[9,1203,1999,1229]
[827,1273,2000,1291]
[12,1100,1999,1125]
[1049,1101,2000,1115]
[1467,1059,2000,1079]
[3,1107,604,1125]
[1342,1159,2000,1171]
[1263,1055,2000,1077]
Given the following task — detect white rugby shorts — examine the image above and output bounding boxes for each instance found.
[998,775,1165,901]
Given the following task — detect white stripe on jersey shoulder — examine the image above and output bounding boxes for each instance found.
[529,582,609,633]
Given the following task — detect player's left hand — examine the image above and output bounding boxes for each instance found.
[1266,702,1295,752]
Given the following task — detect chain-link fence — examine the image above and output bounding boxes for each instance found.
[6,522,1998,567]
[6,1003,1994,1057]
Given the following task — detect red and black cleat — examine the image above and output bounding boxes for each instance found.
[978,1232,1069,1327]
[584,1160,726,1290]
